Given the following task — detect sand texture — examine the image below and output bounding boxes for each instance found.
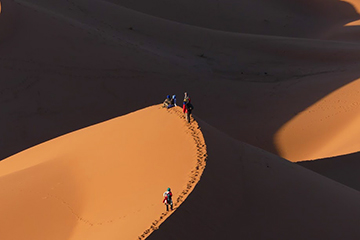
[2,0,360,239]
[0,106,206,240]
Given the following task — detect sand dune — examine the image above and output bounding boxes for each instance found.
[2,0,360,161]
[2,0,360,239]
[0,106,206,240]
[298,151,360,192]
[344,0,360,12]
[107,0,360,38]
[275,77,360,161]
[148,119,360,239]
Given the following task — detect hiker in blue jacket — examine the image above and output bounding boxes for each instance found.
[167,95,177,108]
[162,95,172,108]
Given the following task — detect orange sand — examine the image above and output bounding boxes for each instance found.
[2,0,360,239]
[343,0,360,13]
[147,118,360,239]
[0,105,206,240]
[275,77,360,161]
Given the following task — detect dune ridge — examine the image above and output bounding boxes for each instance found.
[298,151,360,192]
[138,106,207,240]
[2,0,360,164]
[2,0,360,239]
[0,105,207,240]
[275,76,360,162]
[104,0,360,39]
[148,118,360,240]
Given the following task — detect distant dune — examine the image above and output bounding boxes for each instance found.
[1,0,360,161]
[298,151,360,192]
[107,0,360,38]
[275,76,360,161]
[2,0,360,239]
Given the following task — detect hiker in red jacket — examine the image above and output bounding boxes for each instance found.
[183,92,194,123]
[163,187,173,211]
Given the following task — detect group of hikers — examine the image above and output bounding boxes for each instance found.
[162,94,177,108]
[162,92,194,123]
[161,92,195,211]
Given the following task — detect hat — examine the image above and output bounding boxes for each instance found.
[167,187,171,191]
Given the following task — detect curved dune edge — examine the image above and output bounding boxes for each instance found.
[343,0,360,13]
[297,151,360,192]
[275,77,360,162]
[146,116,360,240]
[0,105,207,240]
[138,106,207,240]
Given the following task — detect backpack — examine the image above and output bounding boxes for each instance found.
[186,102,194,112]
[167,192,172,203]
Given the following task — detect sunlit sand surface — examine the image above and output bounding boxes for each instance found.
[2,0,360,239]
[276,78,360,161]
[0,106,206,240]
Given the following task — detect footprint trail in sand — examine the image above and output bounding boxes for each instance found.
[138,106,207,240]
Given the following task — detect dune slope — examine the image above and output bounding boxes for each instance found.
[298,152,360,192]
[0,105,206,240]
[275,76,360,161]
[148,119,360,240]
[2,0,360,162]
[107,0,360,38]
[2,0,360,238]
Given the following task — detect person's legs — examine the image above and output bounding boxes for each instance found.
[166,204,169,211]
[187,112,191,123]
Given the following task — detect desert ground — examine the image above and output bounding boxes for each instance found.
[1,0,360,239]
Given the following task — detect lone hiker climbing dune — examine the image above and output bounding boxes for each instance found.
[163,187,173,211]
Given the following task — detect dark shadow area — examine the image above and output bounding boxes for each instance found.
[2,0,360,237]
[326,25,360,42]
[146,119,360,239]
[0,0,18,44]
[105,0,359,39]
[101,0,360,159]
[298,152,360,192]
[1,0,360,162]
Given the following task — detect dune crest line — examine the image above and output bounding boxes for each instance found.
[138,106,207,240]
